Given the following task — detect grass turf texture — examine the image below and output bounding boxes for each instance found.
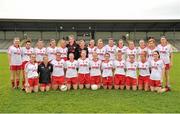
[0,53,180,113]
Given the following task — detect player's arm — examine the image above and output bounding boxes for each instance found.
[100,62,103,73]
[64,62,67,77]
[112,62,115,73]
[8,54,11,65]
[7,47,11,65]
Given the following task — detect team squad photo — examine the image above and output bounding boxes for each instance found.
[1,0,180,112]
[8,35,173,93]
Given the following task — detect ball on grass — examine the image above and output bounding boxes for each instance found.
[60,85,67,91]
[91,84,98,90]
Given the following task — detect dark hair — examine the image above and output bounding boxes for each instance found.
[105,53,110,57]
[153,51,160,58]
[129,54,135,57]
[38,39,43,42]
[148,37,155,43]
[56,52,61,55]
[142,51,147,56]
[117,50,122,53]
[69,52,74,55]
[148,36,155,40]
[25,39,31,44]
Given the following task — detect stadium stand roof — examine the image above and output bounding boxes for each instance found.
[0,19,180,32]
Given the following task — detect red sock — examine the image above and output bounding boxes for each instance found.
[11,80,15,88]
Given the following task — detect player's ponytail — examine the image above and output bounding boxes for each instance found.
[20,38,31,47]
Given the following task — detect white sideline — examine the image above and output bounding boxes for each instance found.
[0,50,7,53]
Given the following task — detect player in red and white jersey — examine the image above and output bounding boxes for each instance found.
[113,51,126,90]
[147,38,158,62]
[126,40,138,61]
[24,54,39,93]
[101,53,114,89]
[96,39,106,61]
[88,39,97,60]
[57,39,68,61]
[116,39,127,60]
[89,52,102,89]
[137,40,147,60]
[50,52,66,90]
[125,54,138,91]
[157,36,173,91]
[8,37,22,89]
[138,51,150,91]
[105,38,117,61]
[77,50,90,89]
[34,40,46,64]
[65,53,78,90]
[46,39,57,61]
[150,51,166,93]
[21,40,34,89]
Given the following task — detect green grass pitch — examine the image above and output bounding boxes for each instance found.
[0,53,180,113]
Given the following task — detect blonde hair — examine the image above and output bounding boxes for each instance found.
[79,39,85,45]
[13,37,20,47]
[49,39,56,46]
[97,38,104,46]
[13,37,20,41]
[68,35,75,40]
[139,39,145,44]
[57,39,66,47]
[127,40,134,45]
[119,39,124,43]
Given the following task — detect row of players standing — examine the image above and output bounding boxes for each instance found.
[8,35,173,93]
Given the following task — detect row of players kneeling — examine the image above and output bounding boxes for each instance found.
[24,51,167,93]
[25,75,166,93]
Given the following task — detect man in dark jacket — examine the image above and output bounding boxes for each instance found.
[38,54,53,92]
[66,35,79,60]
[76,39,88,59]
